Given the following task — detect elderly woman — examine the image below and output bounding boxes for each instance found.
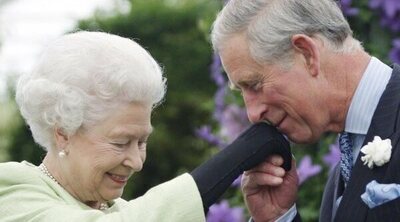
[0,31,292,221]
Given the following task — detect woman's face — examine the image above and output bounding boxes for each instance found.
[60,102,153,203]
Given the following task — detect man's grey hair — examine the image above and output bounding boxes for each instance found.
[16,31,166,151]
[211,0,362,66]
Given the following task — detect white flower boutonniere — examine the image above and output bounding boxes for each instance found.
[360,136,392,169]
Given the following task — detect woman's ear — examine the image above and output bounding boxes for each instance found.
[291,34,320,77]
[54,127,69,151]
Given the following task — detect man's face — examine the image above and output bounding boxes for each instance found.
[220,34,331,143]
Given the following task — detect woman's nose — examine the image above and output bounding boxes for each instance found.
[123,145,144,172]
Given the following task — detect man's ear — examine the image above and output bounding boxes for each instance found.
[54,127,69,151]
[291,34,320,76]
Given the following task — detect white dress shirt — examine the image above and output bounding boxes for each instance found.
[334,57,392,208]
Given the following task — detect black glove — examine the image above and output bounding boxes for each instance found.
[190,122,292,212]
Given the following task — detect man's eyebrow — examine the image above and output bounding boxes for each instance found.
[229,73,263,90]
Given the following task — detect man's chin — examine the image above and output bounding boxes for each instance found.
[286,132,318,144]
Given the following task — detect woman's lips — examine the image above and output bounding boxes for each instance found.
[106,173,128,184]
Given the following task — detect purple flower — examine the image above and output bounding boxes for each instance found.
[231,174,242,187]
[211,53,226,87]
[369,0,382,9]
[369,0,400,18]
[340,0,359,16]
[213,87,227,122]
[195,125,226,148]
[207,200,245,222]
[297,155,322,185]
[369,0,400,32]
[220,104,250,142]
[323,142,341,172]
[389,39,400,64]
[210,53,228,122]
[383,0,400,18]
[381,15,400,32]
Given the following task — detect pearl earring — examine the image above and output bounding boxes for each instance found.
[58,150,67,158]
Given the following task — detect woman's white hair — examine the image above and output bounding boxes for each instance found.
[211,0,362,66]
[15,31,166,151]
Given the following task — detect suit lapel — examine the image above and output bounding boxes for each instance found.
[334,64,400,222]
[331,166,344,221]
[320,164,342,222]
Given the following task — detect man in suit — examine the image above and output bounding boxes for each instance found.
[211,0,400,221]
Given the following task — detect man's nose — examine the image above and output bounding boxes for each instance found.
[243,92,266,123]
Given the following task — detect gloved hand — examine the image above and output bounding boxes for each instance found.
[191,122,292,211]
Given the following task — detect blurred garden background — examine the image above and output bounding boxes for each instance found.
[0,0,399,221]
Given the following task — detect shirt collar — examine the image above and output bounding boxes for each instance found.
[345,57,392,134]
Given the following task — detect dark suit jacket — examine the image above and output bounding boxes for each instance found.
[319,64,400,222]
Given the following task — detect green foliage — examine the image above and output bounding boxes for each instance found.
[77,0,221,197]
[1,80,45,165]
[2,0,221,200]
[2,0,399,221]
[347,0,393,64]
[292,135,336,222]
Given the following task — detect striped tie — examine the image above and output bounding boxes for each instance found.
[339,132,353,185]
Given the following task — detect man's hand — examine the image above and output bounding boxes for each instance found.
[242,155,299,222]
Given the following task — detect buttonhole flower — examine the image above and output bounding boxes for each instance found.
[360,136,392,169]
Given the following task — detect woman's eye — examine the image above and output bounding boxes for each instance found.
[111,141,130,148]
[138,141,147,150]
